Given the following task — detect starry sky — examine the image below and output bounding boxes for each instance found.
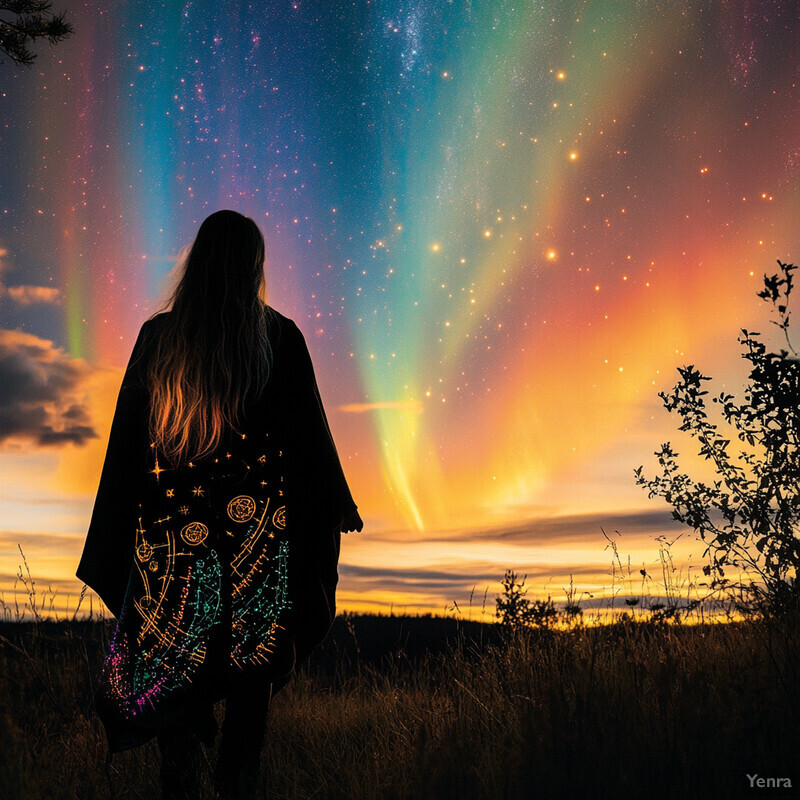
[0,1,798,618]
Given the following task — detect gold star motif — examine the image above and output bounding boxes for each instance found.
[179,506,190,515]
[166,488,174,498]
[150,457,165,481]
[192,486,205,497]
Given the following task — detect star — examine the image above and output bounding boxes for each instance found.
[150,457,165,481]
[192,486,205,497]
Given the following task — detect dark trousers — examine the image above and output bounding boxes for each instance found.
[158,675,274,800]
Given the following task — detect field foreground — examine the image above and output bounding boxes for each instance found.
[1,613,798,799]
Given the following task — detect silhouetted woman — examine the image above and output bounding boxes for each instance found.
[77,210,362,799]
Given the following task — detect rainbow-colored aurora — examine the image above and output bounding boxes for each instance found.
[0,1,798,616]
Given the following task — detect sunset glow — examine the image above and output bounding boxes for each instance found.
[1,2,798,618]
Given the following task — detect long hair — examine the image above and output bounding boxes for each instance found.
[145,210,273,466]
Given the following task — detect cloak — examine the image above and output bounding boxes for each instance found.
[76,308,357,751]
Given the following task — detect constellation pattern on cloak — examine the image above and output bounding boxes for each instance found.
[99,429,293,722]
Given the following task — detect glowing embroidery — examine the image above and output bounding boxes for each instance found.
[100,553,223,721]
[99,429,294,724]
[227,495,256,523]
[181,521,209,546]
[150,457,165,481]
[136,542,152,562]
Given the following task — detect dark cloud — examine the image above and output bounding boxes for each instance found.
[339,562,611,596]
[340,563,501,588]
[0,329,98,447]
[423,508,683,546]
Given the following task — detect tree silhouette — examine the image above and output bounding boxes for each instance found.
[0,1,72,67]
[635,260,800,614]
[495,570,558,628]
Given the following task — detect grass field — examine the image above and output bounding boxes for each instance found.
[1,610,798,800]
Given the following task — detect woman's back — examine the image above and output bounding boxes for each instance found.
[77,217,359,761]
[100,352,294,740]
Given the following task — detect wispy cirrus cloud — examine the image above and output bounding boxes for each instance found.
[339,400,424,413]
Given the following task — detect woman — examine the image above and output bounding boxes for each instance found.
[77,210,362,799]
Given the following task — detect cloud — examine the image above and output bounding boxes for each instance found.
[0,329,98,447]
[0,531,83,553]
[5,285,61,305]
[0,245,61,305]
[339,562,606,593]
[421,508,683,546]
[339,400,424,413]
[340,563,502,587]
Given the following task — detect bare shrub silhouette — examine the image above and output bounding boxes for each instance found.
[636,260,800,615]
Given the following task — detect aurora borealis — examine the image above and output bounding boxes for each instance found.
[1,1,798,616]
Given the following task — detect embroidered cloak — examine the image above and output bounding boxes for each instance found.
[76,308,357,752]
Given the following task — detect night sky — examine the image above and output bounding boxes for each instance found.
[1,1,798,616]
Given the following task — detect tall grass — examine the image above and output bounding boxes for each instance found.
[1,609,798,799]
